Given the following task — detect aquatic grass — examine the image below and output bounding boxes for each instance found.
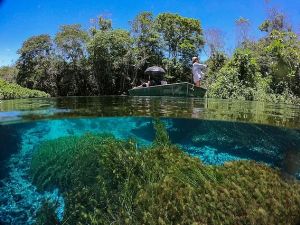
[35,200,61,225]
[30,120,300,225]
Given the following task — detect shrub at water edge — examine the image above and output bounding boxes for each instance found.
[30,121,300,225]
[0,78,49,100]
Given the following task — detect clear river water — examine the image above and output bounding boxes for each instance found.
[0,96,299,224]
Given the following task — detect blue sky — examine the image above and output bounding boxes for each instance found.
[0,0,299,66]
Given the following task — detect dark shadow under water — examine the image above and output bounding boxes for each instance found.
[0,123,34,180]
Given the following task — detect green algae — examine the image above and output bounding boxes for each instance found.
[30,120,300,225]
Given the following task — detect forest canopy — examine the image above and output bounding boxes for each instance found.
[1,10,299,103]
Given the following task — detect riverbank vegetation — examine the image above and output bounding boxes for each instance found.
[30,120,300,225]
[0,78,49,100]
[1,5,299,103]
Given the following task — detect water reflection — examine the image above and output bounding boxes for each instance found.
[0,97,299,128]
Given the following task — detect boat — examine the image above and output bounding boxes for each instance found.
[128,82,207,98]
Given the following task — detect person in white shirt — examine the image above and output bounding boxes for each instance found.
[192,56,207,87]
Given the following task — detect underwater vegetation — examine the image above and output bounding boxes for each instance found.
[30,120,300,225]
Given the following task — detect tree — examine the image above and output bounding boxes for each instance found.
[204,28,225,55]
[55,24,89,62]
[235,17,251,46]
[155,13,204,82]
[131,12,161,64]
[0,65,18,83]
[98,16,112,31]
[263,30,300,95]
[88,29,133,94]
[259,7,292,34]
[156,13,204,59]
[130,12,162,85]
[90,16,112,36]
[16,34,53,90]
[11,10,299,102]
[205,51,228,88]
[54,24,90,95]
[228,48,259,87]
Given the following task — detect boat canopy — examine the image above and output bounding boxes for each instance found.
[144,66,166,82]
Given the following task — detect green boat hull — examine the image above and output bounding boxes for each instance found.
[128,82,206,98]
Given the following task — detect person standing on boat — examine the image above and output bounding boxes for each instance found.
[192,56,207,87]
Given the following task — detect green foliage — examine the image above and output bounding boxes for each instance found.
[16,34,53,90]
[264,31,300,95]
[9,11,300,102]
[0,78,49,99]
[203,51,228,90]
[88,29,133,94]
[0,65,18,83]
[207,49,260,100]
[153,119,171,146]
[31,121,300,225]
[259,9,291,33]
[129,12,164,86]
[162,58,192,83]
[228,48,259,87]
[207,29,300,103]
[156,13,204,59]
[206,51,228,74]
[202,9,299,103]
[54,24,91,96]
[208,67,253,100]
[35,201,60,225]
[55,24,89,62]
[17,34,52,57]
[155,13,204,82]
[235,17,251,46]
[131,12,162,66]
[98,17,112,31]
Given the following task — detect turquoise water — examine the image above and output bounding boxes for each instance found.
[0,97,300,224]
